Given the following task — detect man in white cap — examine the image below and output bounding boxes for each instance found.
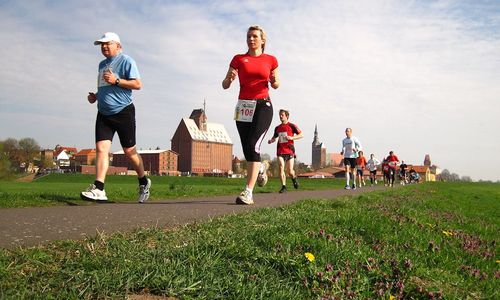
[81,32,151,203]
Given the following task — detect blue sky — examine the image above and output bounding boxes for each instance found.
[1,0,499,181]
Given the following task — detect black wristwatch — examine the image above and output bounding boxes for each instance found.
[115,78,120,85]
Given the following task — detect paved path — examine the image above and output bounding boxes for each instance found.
[0,187,383,249]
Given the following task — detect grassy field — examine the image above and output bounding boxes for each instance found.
[0,174,346,208]
[0,181,498,299]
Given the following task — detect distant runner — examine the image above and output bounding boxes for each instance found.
[340,128,362,190]
[268,109,303,193]
[386,151,400,187]
[382,158,390,186]
[399,160,408,185]
[366,153,380,186]
[356,151,367,187]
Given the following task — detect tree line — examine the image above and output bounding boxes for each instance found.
[0,137,42,178]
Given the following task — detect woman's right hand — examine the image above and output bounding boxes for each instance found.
[222,67,237,89]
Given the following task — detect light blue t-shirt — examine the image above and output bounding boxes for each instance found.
[97,53,140,115]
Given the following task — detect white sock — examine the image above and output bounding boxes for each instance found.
[346,173,350,185]
[245,186,253,197]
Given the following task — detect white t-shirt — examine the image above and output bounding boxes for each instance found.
[342,136,362,158]
[366,158,380,171]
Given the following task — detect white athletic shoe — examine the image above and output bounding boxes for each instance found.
[257,160,270,187]
[236,190,254,205]
[138,178,152,203]
[80,184,108,201]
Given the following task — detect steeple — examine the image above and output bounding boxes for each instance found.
[312,124,320,146]
[424,154,431,166]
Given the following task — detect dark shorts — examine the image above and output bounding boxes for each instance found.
[370,170,377,175]
[343,158,357,168]
[278,154,294,162]
[95,104,136,148]
[356,168,364,176]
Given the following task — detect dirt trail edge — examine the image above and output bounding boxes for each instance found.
[0,187,384,249]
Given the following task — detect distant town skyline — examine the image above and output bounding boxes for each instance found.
[1,1,499,181]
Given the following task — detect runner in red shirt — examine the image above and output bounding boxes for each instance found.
[222,25,280,205]
[356,151,367,187]
[386,151,400,187]
[268,109,303,193]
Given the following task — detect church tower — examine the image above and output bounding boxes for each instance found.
[311,124,326,170]
[424,154,431,166]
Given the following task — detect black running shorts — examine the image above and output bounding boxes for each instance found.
[95,104,136,148]
[343,157,357,168]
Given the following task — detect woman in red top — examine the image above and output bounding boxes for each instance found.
[222,25,280,205]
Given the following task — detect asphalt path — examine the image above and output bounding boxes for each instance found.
[0,186,384,249]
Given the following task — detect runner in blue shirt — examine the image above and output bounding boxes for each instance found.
[81,32,151,203]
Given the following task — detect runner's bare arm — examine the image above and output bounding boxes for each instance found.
[222,67,237,89]
[270,68,280,89]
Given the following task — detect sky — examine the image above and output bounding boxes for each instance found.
[1,0,499,181]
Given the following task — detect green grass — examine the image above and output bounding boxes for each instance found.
[0,174,345,208]
[0,182,498,299]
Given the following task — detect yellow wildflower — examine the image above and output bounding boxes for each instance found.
[304,252,315,262]
[496,260,500,263]
[389,295,396,300]
[442,230,453,237]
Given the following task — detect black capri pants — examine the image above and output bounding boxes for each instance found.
[236,99,273,162]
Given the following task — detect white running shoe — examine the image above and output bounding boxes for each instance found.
[236,190,254,205]
[138,178,152,203]
[257,160,270,187]
[80,184,108,201]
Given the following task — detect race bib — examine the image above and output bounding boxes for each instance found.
[278,132,288,143]
[388,161,397,167]
[97,67,114,88]
[234,100,257,122]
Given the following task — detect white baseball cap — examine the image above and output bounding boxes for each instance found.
[94,32,121,45]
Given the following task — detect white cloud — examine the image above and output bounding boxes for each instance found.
[0,0,499,180]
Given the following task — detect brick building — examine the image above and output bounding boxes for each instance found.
[171,108,233,175]
[113,149,179,176]
[74,149,96,166]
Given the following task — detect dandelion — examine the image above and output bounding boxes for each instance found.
[305,252,315,262]
[496,260,500,263]
[389,295,396,300]
[442,230,453,237]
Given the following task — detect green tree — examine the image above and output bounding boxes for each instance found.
[18,138,40,172]
[0,142,12,178]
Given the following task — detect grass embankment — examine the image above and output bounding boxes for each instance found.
[0,182,498,299]
[0,174,345,208]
